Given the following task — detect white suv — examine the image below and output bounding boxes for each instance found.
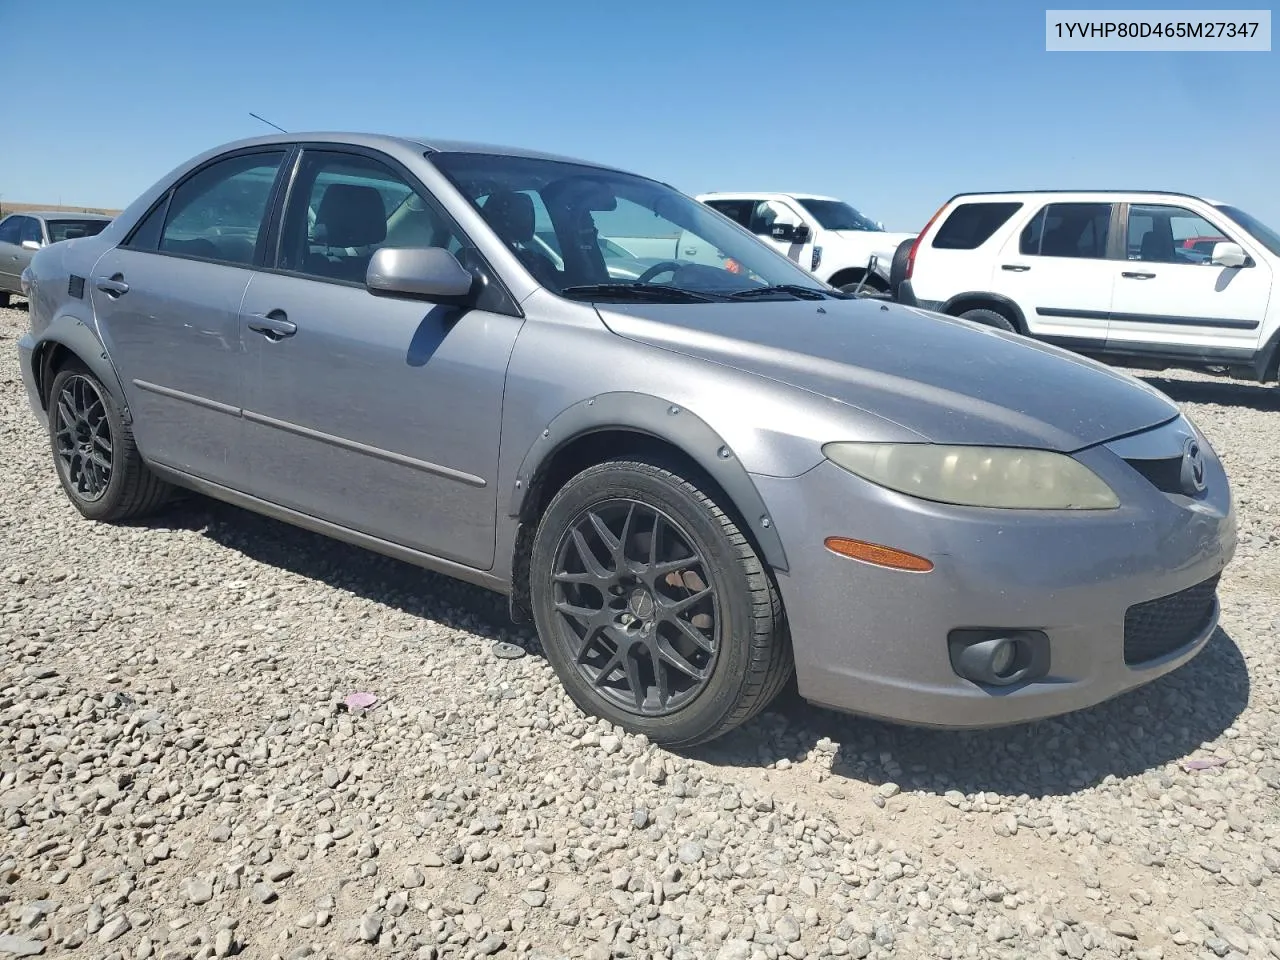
[898,191,1280,384]
[697,192,916,294]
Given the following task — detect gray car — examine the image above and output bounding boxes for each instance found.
[15,133,1237,746]
[0,211,112,305]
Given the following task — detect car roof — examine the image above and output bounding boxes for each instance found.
[200,131,643,177]
[3,210,113,221]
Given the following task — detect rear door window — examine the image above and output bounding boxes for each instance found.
[0,216,20,245]
[931,202,1022,249]
[158,150,288,265]
[1019,202,1112,259]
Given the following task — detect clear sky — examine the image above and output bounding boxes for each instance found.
[1,0,1275,232]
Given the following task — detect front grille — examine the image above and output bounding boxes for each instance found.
[1123,455,1184,495]
[1123,574,1219,665]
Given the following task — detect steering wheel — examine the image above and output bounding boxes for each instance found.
[635,261,682,284]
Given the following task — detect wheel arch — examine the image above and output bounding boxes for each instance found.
[30,317,131,421]
[506,392,790,621]
[940,292,1028,333]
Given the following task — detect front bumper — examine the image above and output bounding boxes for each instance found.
[753,433,1236,728]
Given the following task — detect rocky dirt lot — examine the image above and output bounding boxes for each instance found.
[1,299,1277,960]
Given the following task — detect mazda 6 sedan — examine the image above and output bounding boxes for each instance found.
[16,133,1237,746]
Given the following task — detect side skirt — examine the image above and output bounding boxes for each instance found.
[148,462,510,596]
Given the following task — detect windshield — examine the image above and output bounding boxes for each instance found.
[430,152,831,302]
[46,219,109,242]
[1214,204,1280,257]
[794,198,882,232]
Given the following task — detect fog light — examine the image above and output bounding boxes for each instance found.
[948,629,1050,687]
[988,639,1016,677]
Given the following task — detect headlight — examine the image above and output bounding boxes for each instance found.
[822,442,1120,510]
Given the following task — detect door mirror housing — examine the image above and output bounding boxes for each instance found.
[771,222,811,244]
[21,240,41,251]
[1210,241,1247,268]
[366,247,475,302]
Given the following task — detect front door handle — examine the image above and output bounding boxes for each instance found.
[1001,264,1031,272]
[1121,271,1156,280]
[94,275,130,297]
[247,310,297,341]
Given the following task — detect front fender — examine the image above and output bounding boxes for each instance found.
[509,391,789,573]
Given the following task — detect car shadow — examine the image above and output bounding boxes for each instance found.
[690,625,1249,799]
[1139,375,1280,411]
[138,493,529,646]
[137,494,1249,799]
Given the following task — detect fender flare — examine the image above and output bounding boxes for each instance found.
[29,314,132,422]
[508,391,789,572]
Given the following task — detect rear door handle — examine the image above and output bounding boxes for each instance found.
[247,310,297,341]
[1001,264,1030,272]
[94,275,130,297]
[1121,271,1156,279]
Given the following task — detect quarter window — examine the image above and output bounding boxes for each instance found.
[1019,202,1112,259]
[931,202,1022,250]
[279,151,467,285]
[1126,204,1230,264]
[157,151,287,265]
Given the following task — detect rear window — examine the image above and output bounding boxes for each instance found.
[47,219,109,243]
[930,202,1022,250]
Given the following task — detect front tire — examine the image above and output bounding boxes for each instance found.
[46,360,171,522]
[530,457,792,748]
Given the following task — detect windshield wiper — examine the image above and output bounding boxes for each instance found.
[726,284,830,301]
[559,283,723,303]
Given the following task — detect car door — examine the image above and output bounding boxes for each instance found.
[0,215,30,291]
[1108,201,1271,355]
[989,201,1120,347]
[12,216,45,278]
[239,146,525,570]
[91,147,291,487]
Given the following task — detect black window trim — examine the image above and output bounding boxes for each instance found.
[259,141,522,317]
[1017,201,1123,261]
[117,144,298,270]
[1116,200,1252,268]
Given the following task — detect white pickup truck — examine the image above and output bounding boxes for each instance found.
[696,192,917,294]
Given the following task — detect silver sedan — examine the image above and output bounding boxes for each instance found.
[15,133,1236,745]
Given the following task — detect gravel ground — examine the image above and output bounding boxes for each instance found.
[1,298,1277,960]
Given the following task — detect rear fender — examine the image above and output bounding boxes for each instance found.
[29,314,131,422]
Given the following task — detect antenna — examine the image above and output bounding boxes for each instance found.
[249,112,288,133]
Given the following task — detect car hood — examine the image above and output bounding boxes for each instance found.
[596,297,1179,452]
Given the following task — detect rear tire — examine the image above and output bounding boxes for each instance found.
[958,307,1016,332]
[46,360,171,522]
[530,456,792,748]
[0,291,10,308]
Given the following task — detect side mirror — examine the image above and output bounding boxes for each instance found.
[21,240,41,251]
[1210,241,1247,268]
[791,223,811,244]
[366,247,475,302]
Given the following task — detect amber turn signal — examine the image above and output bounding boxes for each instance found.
[823,537,934,573]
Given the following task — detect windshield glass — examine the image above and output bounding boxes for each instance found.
[1214,204,1280,257]
[46,219,109,242]
[794,198,882,232]
[430,152,830,301]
